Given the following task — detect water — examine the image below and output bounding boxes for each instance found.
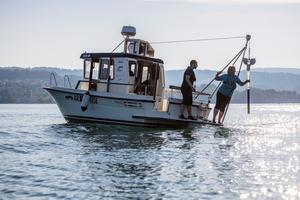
[0,104,300,199]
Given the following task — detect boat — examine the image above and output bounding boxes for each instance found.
[44,26,234,127]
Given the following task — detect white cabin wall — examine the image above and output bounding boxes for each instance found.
[109,58,135,95]
[107,58,126,94]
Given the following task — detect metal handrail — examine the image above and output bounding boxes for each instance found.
[64,75,72,88]
[50,72,57,87]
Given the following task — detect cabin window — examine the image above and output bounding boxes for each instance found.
[141,66,149,83]
[99,60,109,79]
[109,63,114,79]
[139,42,146,55]
[127,41,137,54]
[128,61,136,77]
[99,59,114,80]
[92,61,99,79]
[84,60,92,79]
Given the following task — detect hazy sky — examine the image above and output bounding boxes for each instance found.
[0,0,300,70]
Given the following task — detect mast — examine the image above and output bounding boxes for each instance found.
[242,35,256,114]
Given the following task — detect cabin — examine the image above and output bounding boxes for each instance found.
[75,26,167,110]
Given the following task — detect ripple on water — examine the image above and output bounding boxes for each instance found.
[0,104,300,199]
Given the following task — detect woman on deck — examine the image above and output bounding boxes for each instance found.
[213,66,249,124]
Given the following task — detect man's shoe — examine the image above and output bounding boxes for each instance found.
[188,116,197,120]
[179,115,187,119]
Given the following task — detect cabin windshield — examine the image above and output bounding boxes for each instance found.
[99,59,114,80]
[83,59,99,80]
[84,60,92,79]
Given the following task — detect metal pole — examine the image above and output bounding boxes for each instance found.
[246,41,251,114]
[221,36,251,123]
[246,63,251,114]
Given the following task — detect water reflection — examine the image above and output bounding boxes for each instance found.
[49,123,166,150]
[214,127,231,138]
[44,123,170,198]
[2,104,300,199]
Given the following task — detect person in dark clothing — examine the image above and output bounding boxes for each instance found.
[179,60,198,120]
[213,66,249,124]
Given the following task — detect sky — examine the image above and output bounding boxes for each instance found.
[0,0,300,70]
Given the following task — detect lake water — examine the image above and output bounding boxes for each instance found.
[0,104,300,199]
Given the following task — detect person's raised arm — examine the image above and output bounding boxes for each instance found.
[215,71,222,81]
[242,80,250,86]
[236,76,250,86]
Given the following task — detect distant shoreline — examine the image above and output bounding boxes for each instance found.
[1,103,300,105]
[1,67,300,104]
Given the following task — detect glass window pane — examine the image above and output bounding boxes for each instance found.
[93,62,99,79]
[99,60,109,79]
[109,64,114,79]
[142,66,148,82]
[84,60,91,79]
[129,62,136,76]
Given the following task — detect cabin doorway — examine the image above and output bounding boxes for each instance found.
[134,61,159,97]
[97,58,114,92]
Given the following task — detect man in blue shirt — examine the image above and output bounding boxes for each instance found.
[179,60,198,120]
[213,66,249,124]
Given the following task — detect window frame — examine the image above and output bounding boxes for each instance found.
[128,60,137,77]
[99,58,115,80]
[83,59,92,79]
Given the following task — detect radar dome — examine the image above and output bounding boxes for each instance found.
[121,26,136,37]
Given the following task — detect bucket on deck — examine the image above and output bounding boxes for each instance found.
[197,103,211,119]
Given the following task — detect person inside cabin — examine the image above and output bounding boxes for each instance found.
[146,67,157,96]
[212,66,250,124]
[135,65,156,95]
[179,60,198,120]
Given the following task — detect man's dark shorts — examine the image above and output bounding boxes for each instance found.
[215,91,231,112]
[181,87,193,106]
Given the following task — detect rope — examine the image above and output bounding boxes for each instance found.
[210,82,222,99]
[208,46,246,100]
[194,46,246,100]
[111,39,125,53]
[151,36,245,45]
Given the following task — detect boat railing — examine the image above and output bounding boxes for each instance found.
[167,85,210,103]
[64,75,72,88]
[49,72,73,88]
[50,72,58,87]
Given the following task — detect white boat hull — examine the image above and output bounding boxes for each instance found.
[45,87,215,127]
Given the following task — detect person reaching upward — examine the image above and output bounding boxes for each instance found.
[213,66,249,124]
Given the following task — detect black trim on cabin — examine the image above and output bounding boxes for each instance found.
[80,52,164,64]
[44,87,155,103]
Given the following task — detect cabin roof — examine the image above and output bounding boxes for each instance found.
[80,53,164,64]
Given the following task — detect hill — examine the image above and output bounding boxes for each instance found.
[165,69,300,93]
[0,66,300,103]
